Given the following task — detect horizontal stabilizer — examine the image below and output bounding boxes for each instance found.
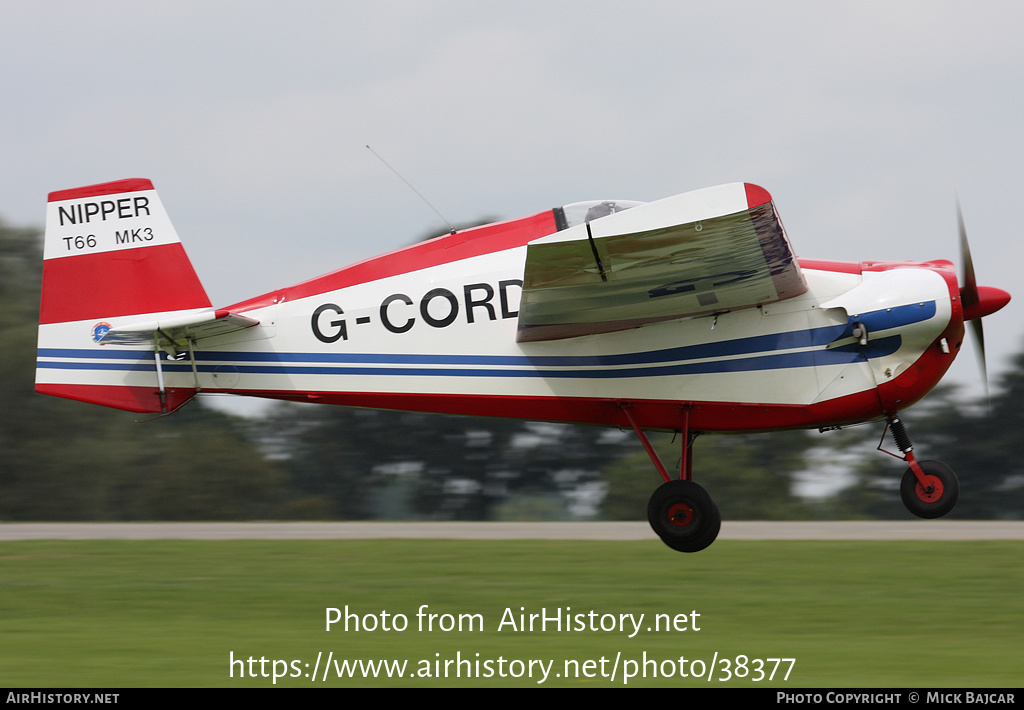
[99,309,260,348]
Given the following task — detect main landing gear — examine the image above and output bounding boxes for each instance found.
[881,416,960,519]
[625,409,961,552]
[647,479,721,553]
[621,405,721,553]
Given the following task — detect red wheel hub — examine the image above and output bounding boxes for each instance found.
[915,475,944,503]
[667,503,694,527]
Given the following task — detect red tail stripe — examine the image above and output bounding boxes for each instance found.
[39,243,211,324]
[35,383,194,414]
[48,178,154,203]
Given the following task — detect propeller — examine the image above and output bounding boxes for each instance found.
[956,202,1011,402]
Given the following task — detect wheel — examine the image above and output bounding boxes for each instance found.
[647,480,721,552]
[900,460,959,519]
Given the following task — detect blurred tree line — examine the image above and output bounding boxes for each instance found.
[1,218,1020,521]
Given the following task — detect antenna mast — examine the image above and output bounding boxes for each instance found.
[366,145,456,235]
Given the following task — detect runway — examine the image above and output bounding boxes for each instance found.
[1,521,1022,541]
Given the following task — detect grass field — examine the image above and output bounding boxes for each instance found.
[1,539,1020,687]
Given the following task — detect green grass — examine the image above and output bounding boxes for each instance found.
[1,540,1020,687]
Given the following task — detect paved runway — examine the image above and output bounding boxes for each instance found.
[1,521,1022,541]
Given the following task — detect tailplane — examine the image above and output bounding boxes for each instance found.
[36,179,212,413]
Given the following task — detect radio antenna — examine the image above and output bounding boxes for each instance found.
[366,145,456,234]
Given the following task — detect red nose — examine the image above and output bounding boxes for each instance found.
[961,285,1011,321]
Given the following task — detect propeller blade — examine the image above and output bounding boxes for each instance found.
[958,200,979,313]
[956,202,1008,407]
[970,316,989,404]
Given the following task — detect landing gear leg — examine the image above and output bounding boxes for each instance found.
[881,416,960,519]
[620,404,721,552]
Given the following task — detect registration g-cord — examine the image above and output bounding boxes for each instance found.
[35,179,1010,551]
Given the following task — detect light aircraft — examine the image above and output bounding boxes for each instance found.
[35,179,1010,552]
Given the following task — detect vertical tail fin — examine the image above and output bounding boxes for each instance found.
[36,179,212,413]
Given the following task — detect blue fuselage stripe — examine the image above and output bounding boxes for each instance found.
[36,302,932,379]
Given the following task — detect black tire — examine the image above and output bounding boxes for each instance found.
[900,460,959,519]
[647,480,721,552]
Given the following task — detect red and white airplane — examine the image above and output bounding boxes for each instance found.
[35,178,1010,551]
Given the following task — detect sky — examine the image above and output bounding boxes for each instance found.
[4,0,1022,403]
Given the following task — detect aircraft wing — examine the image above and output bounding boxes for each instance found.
[98,309,260,348]
[517,183,807,342]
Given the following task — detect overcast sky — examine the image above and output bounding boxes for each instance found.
[4,1,1021,401]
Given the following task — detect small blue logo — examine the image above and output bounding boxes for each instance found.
[91,322,111,344]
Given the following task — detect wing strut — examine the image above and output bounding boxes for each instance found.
[585,223,608,282]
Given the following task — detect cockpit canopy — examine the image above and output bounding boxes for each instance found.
[557,200,646,230]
